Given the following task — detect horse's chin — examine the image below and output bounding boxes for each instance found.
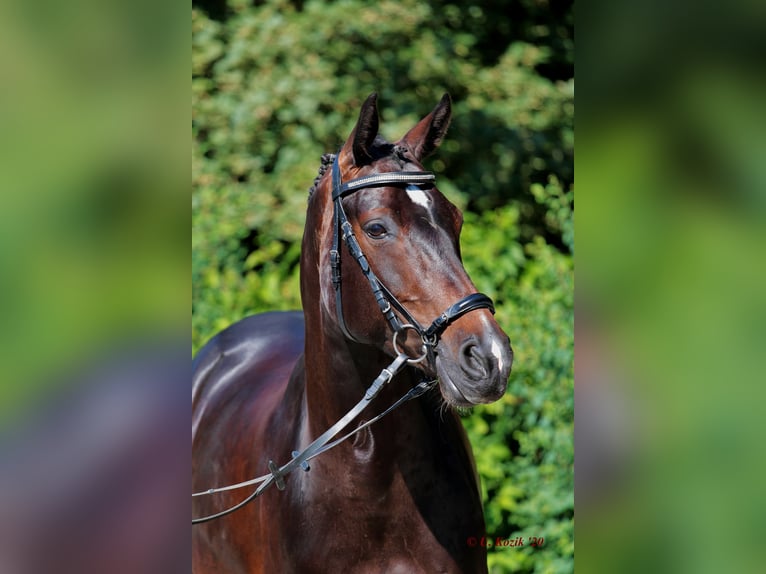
[435,358,507,407]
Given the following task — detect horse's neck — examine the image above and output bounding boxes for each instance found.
[302,336,395,433]
[295,330,439,462]
[285,323,482,533]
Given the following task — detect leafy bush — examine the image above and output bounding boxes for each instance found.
[462,206,573,573]
[193,1,572,571]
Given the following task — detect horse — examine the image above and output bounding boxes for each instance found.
[192,93,513,573]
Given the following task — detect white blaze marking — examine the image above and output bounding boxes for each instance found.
[406,185,431,209]
[490,338,505,373]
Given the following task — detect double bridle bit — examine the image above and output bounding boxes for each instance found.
[191,156,495,524]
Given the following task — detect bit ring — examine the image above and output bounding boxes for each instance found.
[393,324,429,364]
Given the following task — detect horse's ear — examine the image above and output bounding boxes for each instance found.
[399,93,452,161]
[341,92,379,167]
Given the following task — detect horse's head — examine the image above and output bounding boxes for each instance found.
[307,93,513,406]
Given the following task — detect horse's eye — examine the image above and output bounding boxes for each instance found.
[364,222,388,239]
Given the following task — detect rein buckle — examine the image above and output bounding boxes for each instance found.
[267,460,286,490]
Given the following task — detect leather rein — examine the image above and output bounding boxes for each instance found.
[192,156,494,525]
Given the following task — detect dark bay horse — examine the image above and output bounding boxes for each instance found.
[192,93,513,573]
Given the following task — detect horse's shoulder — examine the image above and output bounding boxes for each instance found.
[192,311,305,410]
[194,309,303,365]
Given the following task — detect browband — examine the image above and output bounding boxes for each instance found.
[333,171,435,200]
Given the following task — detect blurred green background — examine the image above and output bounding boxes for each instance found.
[0,0,187,424]
[0,2,188,571]
[578,1,766,573]
[192,0,573,572]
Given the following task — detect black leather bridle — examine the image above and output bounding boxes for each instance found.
[191,156,499,525]
[330,156,495,358]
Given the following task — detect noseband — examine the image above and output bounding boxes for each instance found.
[330,156,495,357]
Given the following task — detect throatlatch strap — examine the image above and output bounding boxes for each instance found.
[330,160,356,342]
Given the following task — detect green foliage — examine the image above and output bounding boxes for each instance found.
[193,1,572,571]
[463,210,574,572]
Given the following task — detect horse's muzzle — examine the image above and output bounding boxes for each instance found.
[436,330,513,406]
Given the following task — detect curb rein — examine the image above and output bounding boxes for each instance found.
[192,156,495,524]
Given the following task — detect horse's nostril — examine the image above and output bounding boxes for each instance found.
[459,341,491,381]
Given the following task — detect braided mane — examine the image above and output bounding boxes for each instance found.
[307,153,336,198]
[307,139,406,199]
